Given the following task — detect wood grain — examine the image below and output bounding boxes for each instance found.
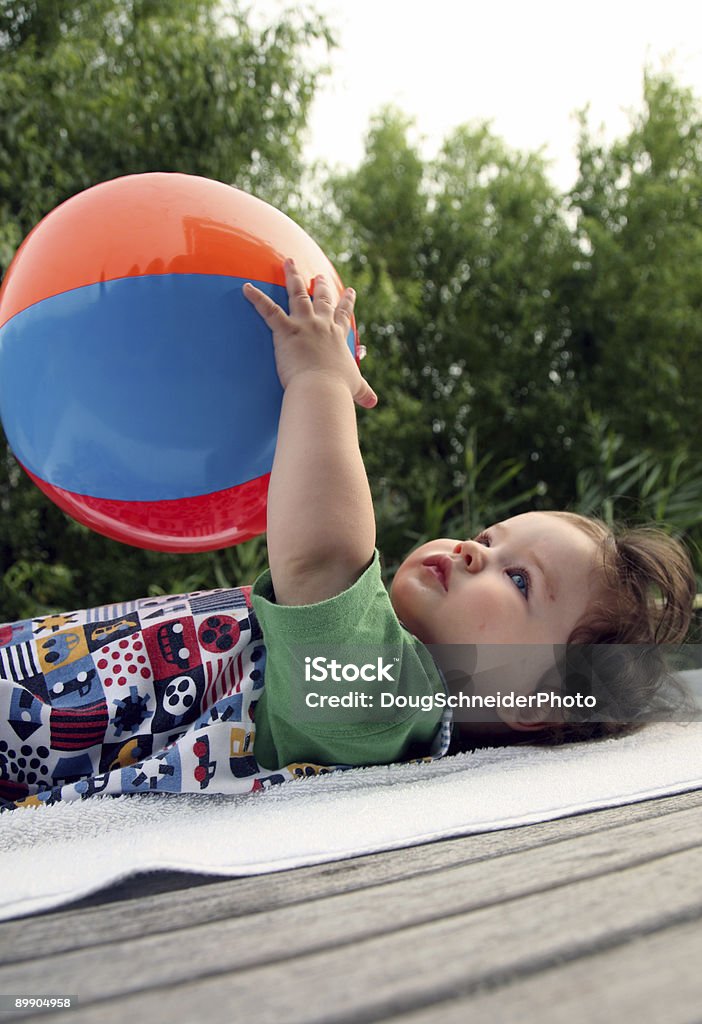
[4,790,701,1024]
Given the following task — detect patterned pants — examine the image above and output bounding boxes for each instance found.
[0,586,332,811]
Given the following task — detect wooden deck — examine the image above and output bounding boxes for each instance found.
[1,788,702,1023]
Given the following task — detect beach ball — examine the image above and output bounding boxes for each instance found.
[0,173,358,552]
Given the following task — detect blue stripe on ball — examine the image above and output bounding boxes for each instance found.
[0,273,335,501]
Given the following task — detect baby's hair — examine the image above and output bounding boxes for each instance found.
[533,511,698,744]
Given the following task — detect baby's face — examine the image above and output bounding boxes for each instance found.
[390,511,601,649]
[391,512,603,731]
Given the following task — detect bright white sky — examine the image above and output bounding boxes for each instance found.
[282,0,702,192]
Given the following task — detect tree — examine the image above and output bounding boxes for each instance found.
[0,0,332,616]
[316,109,574,570]
[312,82,702,580]
[417,123,575,487]
[0,0,332,271]
[564,71,702,456]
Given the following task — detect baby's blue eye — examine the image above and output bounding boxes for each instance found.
[510,571,529,596]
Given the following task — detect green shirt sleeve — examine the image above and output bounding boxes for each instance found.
[250,551,445,770]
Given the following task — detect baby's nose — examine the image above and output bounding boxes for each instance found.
[453,540,484,571]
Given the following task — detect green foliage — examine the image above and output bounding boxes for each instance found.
[146,534,269,597]
[310,75,702,581]
[565,71,702,455]
[311,106,578,571]
[570,410,702,593]
[0,0,333,271]
[573,409,702,543]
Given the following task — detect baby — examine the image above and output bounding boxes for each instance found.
[0,261,695,809]
[243,260,696,757]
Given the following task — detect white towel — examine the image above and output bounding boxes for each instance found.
[1,713,701,922]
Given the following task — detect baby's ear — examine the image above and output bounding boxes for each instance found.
[499,686,564,733]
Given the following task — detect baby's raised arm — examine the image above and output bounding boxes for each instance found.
[243,259,377,605]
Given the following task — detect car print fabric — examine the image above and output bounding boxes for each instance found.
[0,587,338,811]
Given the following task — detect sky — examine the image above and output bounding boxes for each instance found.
[281,0,702,192]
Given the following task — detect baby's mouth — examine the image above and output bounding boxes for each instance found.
[421,555,452,591]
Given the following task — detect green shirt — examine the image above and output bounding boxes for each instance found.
[251,551,445,770]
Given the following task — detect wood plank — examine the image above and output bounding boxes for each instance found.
[4,822,702,1021]
[78,786,702,908]
[389,917,702,1024]
[3,788,701,963]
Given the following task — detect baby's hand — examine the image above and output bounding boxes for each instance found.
[243,258,377,409]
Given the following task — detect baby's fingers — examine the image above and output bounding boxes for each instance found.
[284,258,315,318]
[243,282,289,329]
[311,274,335,318]
[354,376,378,409]
[333,287,356,330]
